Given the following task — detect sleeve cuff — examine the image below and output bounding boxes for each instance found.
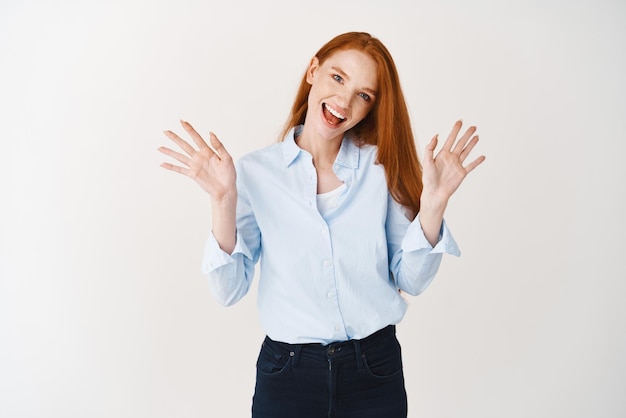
[401,215,461,257]
[202,230,253,273]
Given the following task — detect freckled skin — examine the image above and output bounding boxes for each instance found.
[303,49,378,144]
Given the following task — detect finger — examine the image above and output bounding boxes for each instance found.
[160,162,191,177]
[451,126,477,155]
[442,119,463,151]
[163,129,196,156]
[208,131,232,160]
[464,155,486,174]
[458,135,479,162]
[180,119,211,151]
[424,134,438,161]
[158,146,192,167]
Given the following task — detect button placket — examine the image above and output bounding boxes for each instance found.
[318,219,342,338]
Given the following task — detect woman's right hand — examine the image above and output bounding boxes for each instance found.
[159,120,236,204]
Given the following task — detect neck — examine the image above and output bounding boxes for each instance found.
[296,126,343,170]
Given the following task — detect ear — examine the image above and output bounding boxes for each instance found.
[306,56,320,85]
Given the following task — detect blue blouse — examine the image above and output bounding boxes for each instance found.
[202,127,460,344]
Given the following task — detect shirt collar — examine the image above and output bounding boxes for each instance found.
[281,125,360,169]
[281,127,302,166]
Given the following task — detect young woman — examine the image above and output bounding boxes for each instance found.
[159,32,484,418]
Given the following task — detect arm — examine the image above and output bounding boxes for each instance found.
[159,120,258,305]
[387,120,484,295]
[202,178,261,306]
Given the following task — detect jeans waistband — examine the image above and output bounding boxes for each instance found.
[264,325,396,369]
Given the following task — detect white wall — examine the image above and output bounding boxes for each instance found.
[1,0,624,417]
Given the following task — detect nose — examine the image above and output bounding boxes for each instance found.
[336,89,353,110]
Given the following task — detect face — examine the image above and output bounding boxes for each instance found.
[304,48,378,141]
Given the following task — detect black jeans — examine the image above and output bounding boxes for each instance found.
[252,325,407,418]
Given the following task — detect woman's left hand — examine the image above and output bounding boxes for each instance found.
[421,120,485,208]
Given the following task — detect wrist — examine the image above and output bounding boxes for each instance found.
[420,191,448,214]
[212,191,237,208]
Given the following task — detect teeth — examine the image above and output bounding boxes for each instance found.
[325,103,346,120]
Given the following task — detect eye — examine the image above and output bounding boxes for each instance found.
[358,92,371,102]
[333,74,344,83]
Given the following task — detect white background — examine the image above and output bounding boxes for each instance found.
[1,0,625,417]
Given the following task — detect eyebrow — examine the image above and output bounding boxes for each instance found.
[331,66,378,96]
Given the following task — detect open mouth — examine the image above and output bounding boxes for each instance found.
[322,103,346,126]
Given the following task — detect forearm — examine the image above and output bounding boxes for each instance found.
[388,199,460,295]
[211,194,237,254]
[418,192,448,247]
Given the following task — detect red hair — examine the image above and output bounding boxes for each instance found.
[280,32,423,216]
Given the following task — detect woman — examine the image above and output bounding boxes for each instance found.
[159,32,484,418]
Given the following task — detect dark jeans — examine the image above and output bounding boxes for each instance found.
[252,325,407,418]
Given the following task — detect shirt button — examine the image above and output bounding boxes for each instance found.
[335,325,341,332]
[323,260,332,267]
[327,291,334,298]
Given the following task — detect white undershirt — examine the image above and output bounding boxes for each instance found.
[316,183,347,218]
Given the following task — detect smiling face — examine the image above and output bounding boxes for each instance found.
[303,48,379,142]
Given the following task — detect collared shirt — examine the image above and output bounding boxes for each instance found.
[202,127,460,345]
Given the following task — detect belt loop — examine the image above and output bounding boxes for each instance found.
[290,344,302,368]
[353,339,363,370]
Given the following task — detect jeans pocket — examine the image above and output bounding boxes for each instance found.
[362,338,403,379]
[256,340,292,376]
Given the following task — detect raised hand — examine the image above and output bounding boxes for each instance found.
[159,120,236,203]
[159,120,238,253]
[419,120,485,246]
[421,120,485,206]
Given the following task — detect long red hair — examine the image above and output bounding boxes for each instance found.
[280,32,423,216]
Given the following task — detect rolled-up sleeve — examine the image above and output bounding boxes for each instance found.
[387,195,460,296]
[201,166,261,306]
